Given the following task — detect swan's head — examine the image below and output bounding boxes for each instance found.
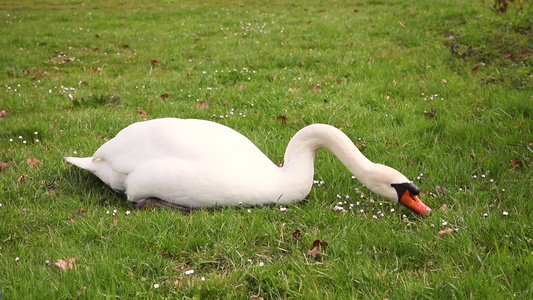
[362,164,432,216]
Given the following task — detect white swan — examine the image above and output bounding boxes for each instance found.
[65,118,431,215]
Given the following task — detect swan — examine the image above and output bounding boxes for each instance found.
[65,118,431,215]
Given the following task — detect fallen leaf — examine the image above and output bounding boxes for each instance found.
[471,62,485,74]
[27,157,40,166]
[95,34,102,38]
[17,175,26,184]
[77,286,87,296]
[150,59,160,66]
[0,162,9,171]
[91,66,102,73]
[276,115,287,124]
[424,108,436,118]
[308,239,328,258]
[292,229,301,240]
[288,87,298,92]
[68,217,75,223]
[511,157,522,170]
[54,257,77,272]
[251,295,264,300]
[113,217,118,224]
[435,186,447,194]
[438,227,454,238]
[138,108,147,119]
[160,92,169,99]
[75,208,87,216]
[312,85,322,93]
[440,203,448,213]
[197,101,210,108]
[0,109,8,117]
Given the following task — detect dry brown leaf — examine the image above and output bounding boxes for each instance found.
[471,62,484,74]
[424,108,436,118]
[113,217,118,224]
[0,109,8,117]
[288,87,298,92]
[438,227,454,238]
[27,157,40,167]
[420,189,430,197]
[75,208,87,216]
[197,101,210,108]
[308,239,327,258]
[511,157,522,170]
[17,175,26,184]
[150,59,160,66]
[435,186,447,194]
[312,85,322,93]
[440,203,448,213]
[160,92,170,99]
[77,286,87,296]
[276,115,287,124]
[308,246,320,258]
[54,257,77,272]
[0,162,9,171]
[292,229,301,240]
[251,295,264,300]
[138,108,147,119]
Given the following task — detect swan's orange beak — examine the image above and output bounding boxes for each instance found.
[400,190,432,216]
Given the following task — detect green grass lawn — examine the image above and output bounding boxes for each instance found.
[1,0,531,298]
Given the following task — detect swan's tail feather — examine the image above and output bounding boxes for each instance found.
[64,157,96,171]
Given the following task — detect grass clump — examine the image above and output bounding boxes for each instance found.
[1,0,531,299]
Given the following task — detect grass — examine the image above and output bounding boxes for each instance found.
[0,0,531,298]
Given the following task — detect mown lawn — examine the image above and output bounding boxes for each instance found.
[0,0,531,299]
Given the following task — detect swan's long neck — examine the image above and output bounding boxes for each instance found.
[281,124,376,194]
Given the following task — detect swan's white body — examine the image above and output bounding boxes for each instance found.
[65,118,431,214]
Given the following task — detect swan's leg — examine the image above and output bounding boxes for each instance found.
[133,197,192,214]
